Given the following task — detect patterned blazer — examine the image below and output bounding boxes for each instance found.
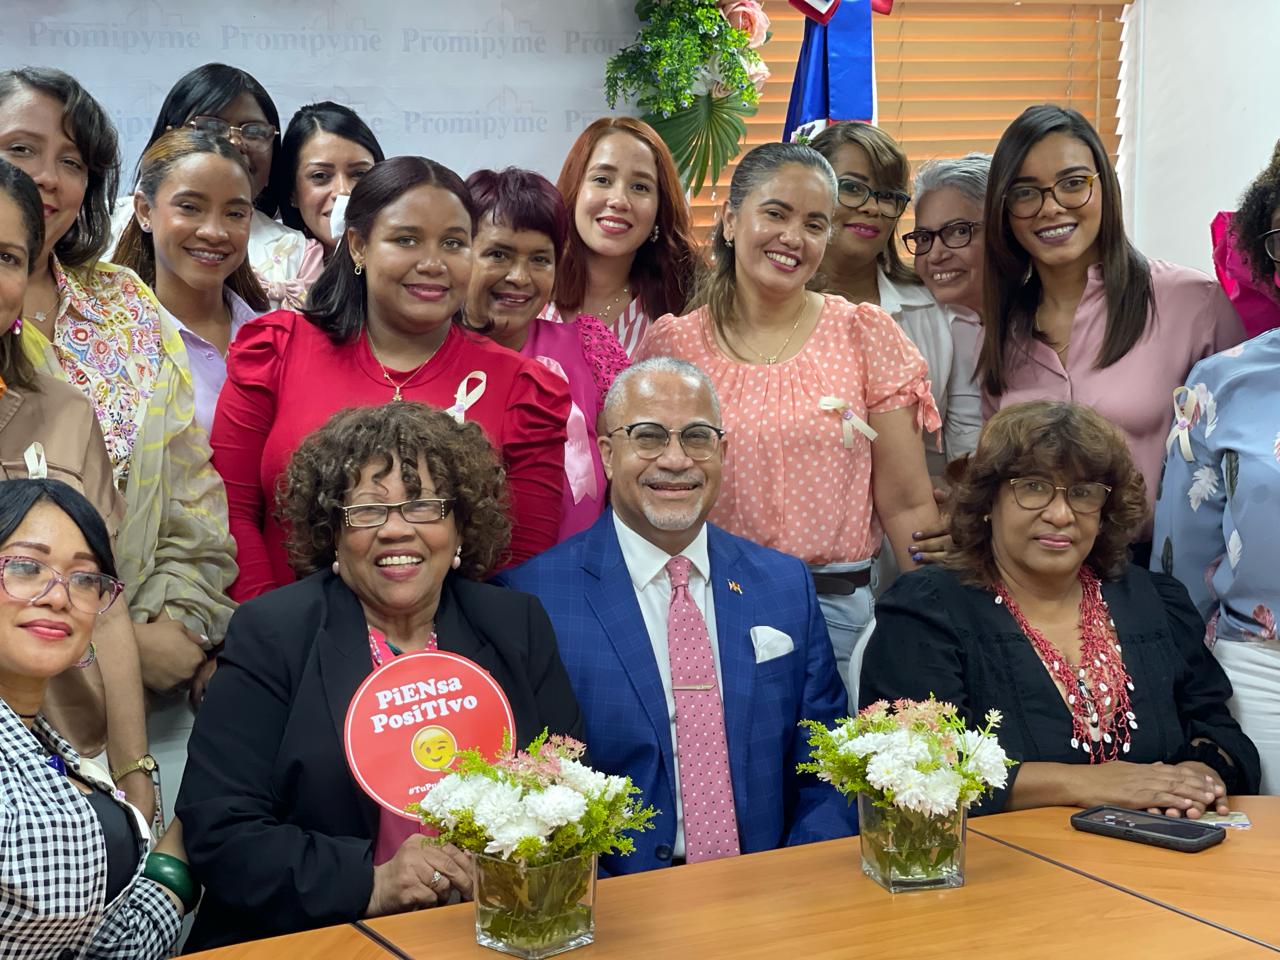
[498,510,857,875]
[0,704,179,960]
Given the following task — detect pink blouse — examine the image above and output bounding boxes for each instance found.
[635,295,941,565]
[982,260,1245,532]
[520,313,630,540]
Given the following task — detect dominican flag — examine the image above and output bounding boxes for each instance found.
[784,0,882,142]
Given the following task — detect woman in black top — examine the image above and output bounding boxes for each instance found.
[861,401,1259,817]
[179,401,585,951]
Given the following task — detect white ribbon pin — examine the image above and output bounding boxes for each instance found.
[23,442,47,480]
[1164,386,1198,462]
[450,371,487,424]
[818,397,877,449]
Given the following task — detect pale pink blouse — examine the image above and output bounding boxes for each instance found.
[982,260,1245,532]
[635,294,941,565]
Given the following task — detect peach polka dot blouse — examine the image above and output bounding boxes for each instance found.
[634,294,941,565]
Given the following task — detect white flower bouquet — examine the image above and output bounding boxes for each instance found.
[413,732,655,958]
[799,699,1014,891]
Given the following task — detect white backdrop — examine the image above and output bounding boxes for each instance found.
[1,0,639,182]
[1119,0,1280,273]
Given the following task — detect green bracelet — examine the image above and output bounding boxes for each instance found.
[143,852,200,913]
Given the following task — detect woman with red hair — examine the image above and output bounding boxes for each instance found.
[548,118,700,356]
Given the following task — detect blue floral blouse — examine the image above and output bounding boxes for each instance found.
[1153,329,1280,645]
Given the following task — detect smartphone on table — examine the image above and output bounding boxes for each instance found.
[1070,805,1227,852]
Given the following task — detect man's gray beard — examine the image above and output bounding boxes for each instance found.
[641,499,704,533]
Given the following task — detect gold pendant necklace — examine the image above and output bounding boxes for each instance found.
[595,284,631,321]
[734,294,809,365]
[366,330,436,402]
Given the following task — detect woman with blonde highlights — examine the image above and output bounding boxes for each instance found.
[112,128,267,434]
[863,401,1259,817]
[810,123,980,472]
[636,141,942,708]
[550,117,699,355]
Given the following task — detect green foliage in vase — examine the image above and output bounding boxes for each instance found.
[412,730,657,868]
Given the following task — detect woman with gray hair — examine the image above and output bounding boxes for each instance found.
[906,153,991,320]
[904,152,993,462]
[635,141,942,708]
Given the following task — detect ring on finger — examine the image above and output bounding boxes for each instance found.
[431,869,445,886]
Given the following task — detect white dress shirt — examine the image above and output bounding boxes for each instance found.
[877,270,982,471]
[613,513,722,858]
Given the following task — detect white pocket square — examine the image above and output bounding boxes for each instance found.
[750,626,794,663]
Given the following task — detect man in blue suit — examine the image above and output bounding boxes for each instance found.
[499,357,855,874]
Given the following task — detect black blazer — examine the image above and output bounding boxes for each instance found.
[860,565,1261,815]
[177,570,585,951]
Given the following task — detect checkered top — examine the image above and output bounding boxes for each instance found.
[0,702,180,959]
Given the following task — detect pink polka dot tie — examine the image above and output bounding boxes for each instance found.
[665,556,740,863]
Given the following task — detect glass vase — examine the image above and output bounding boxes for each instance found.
[857,793,966,893]
[473,852,597,959]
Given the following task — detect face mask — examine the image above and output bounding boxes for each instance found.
[330,192,351,240]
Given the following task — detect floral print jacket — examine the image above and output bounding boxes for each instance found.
[1153,328,1280,646]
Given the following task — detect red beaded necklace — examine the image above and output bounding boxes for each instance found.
[995,567,1138,763]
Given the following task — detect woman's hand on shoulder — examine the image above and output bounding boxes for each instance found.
[365,838,474,917]
[1075,760,1222,818]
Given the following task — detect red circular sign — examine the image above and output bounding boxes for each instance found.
[344,651,514,820]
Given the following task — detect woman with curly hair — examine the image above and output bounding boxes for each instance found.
[177,402,584,951]
[1155,151,1280,791]
[1210,141,1280,337]
[862,401,1260,817]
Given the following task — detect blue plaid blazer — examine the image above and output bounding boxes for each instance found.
[499,511,856,874]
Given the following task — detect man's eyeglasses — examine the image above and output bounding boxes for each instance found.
[837,179,911,219]
[902,219,983,256]
[340,498,455,529]
[1008,477,1111,514]
[1259,228,1280,264]
[1004,173,1098,219]
[186,116,278,150]
[606,422,725,461]
[0,555,124,615]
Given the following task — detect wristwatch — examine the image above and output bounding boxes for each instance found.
[111,753,159,782]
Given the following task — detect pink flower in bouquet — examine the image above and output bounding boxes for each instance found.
[747,57,771,94]
[719,0,770,48]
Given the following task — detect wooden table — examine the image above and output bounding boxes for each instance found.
[185,921,394,959]
[187,804,1280,959]
[971,796,1280,950]
[364,833,1265,958]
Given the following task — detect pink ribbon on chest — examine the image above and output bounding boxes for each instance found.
[534,355,598,505]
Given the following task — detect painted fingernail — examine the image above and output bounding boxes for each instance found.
[912,531,923,540]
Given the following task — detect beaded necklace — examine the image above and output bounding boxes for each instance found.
[995,567,1138,762]
[367,625,437,667]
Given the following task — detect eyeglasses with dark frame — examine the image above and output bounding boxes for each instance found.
[902,219,983,256]
[606,422,726,462]
[0,555,124,615]
[186,116,278,150]
[837,179,911,219]
[340,498,456,529]
[1004,172,1099,219]
[1008,477,1112,514]
[1259,228,1280,264]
